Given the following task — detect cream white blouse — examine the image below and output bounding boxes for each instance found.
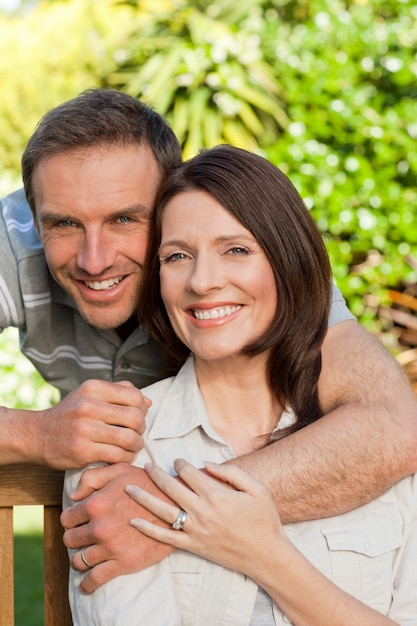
[65,357,417,625]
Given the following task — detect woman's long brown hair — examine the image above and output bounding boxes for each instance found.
[139,145,332,441]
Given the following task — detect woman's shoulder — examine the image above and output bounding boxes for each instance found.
[141,374,177,404]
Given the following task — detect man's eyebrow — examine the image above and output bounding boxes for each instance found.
[110,205,152,220]
[38,205,152,223]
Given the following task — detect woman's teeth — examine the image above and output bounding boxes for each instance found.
[192,305,241,320]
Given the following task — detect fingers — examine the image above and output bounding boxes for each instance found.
[61,501,89,532]
[172,458,261,497]
[74,379,148,431]
[71,546,95,572]
[200,461,266,495]
[100,425,143,455]
[69,530,175,593]
[142,462,199,512]
[63,524,92,553]
[125,465,196,545]
[129,516,189,551]
[69,462,133,501]
[70,543,109,575]
[125,485,179,526]
[115,382,152,409]
[125,461,265,517]
[77,560,123,595]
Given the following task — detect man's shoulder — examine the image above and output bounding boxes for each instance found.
[1,187,31,214]
[1,188,43,259]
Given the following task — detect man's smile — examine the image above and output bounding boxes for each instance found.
[84,276,125,291]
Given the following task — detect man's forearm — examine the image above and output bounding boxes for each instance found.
[0,406,43,465]
[231,399,417,523]
[232,321,417,523]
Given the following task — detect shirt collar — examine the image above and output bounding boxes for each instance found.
[147,357,224,443]
[147,355,295,441]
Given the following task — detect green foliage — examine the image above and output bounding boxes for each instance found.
[0,328,59,408]
[105,0,289,157]
[0,0,134,180]
[259,0,417,339]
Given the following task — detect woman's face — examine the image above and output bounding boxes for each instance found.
[158,190,277,362]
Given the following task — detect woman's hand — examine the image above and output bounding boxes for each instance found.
[126,458,285,578]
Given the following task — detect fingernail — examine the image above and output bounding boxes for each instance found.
[203,461,219,468]
[144,462,153,472]
[125,484,141,497]
[130,518,144,529]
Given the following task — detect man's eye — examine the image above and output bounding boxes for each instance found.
[116,216,133,224]
[58,219,77,228]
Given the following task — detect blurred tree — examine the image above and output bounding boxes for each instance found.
[105,0,289,157]
[0,0,134,189]
[259,0,417,342]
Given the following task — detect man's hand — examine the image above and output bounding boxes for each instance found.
[60,463,175,594]
[4,380,150,469]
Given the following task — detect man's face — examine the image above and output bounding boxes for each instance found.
[33,144,162,331]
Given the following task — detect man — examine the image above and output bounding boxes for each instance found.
[1,88,181,468]
[1,89,417,594]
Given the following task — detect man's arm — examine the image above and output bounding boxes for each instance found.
[232,319,417,522]
[1,379,149,468]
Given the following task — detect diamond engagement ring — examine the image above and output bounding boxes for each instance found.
[172,509,187,531]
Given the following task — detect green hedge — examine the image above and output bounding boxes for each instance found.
[261,0,417,336]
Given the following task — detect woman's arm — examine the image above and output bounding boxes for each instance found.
[127,460,399,626]
[232,320,417,522]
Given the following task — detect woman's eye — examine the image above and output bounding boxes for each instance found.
[161,252,189,263]
[228,246,249,255]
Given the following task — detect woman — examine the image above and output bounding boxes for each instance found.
[128,144,416,625]
[65,145,417,625]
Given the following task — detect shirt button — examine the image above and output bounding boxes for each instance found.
[120,362,130,370]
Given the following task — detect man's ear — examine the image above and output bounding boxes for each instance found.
[30,201,41,236]
[31,207,42,239]
[32,212,41,236]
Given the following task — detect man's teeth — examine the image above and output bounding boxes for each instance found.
[85,277,123,291]
[193,305,241,320]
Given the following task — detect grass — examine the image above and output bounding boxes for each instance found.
[14,506,44,626]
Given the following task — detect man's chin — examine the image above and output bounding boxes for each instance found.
[77,305,132,331]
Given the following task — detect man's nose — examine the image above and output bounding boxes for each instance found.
[76,230,115,275]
